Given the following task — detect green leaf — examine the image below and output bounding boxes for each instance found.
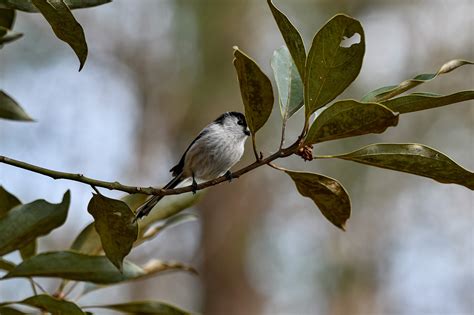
[0,191,70,256]
[267,0,306,80]
[70,194,146,255]
[0,306,26,315]
[0,8,14,29]
[0,185,21,218]
[4,251,195,284]
[31,0,88,71]
[88,301,191,315]
[362,59,474,102]
[0,258,16,272]
[285,171,351,230]
[19,240,37,261]
[271,46,304,120]
[0,91,34,121]
[305,14,365,118]
[70,192,200,256]
[0,0,111,12]
[233,47,274,134]
[87,194,138,271]
[381,91,474,114]
[304,100,399,144]
[329,143,474,189]
[0,295,84,315]
[70,222,102,254]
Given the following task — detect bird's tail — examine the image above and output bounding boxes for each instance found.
[133,175,183,222]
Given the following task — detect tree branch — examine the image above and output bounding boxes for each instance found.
[0,143,297,197]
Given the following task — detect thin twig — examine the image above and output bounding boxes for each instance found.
[29,278,38,295]
[279,113,288,150]
[251,134,260,160]
[31,279,48,294]
[0,142,298,198]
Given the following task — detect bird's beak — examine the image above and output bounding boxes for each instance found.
[244,127,250,136]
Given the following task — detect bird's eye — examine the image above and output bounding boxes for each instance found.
[237,120,244,126]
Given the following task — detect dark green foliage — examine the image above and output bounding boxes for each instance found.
[87,194,138,271]
[286,171,351,230]
[31,0,88,70]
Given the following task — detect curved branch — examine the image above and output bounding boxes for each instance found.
[0,144,297,197]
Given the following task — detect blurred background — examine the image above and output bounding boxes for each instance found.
[0,0,473,314]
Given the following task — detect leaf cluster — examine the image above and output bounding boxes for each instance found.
[0,187,199,314]
[232,0,473,230]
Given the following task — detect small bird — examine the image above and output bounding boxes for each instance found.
[134,111,250,221]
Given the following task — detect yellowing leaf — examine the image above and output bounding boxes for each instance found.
[362,59,474,102]
[381,91,474,114]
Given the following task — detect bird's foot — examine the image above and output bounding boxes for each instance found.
[192,177,198,194]
[225,171,233,183]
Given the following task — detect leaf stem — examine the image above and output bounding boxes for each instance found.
[0,142,299,198]
[29,278,38,295]
[251,134,260,160]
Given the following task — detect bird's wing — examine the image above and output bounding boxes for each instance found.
[169,128,209,176]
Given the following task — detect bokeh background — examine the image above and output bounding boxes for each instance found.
[1,0,473,314]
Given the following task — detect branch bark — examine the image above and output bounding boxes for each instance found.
[0,143,297,197]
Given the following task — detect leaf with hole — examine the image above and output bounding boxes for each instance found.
[328,143,474,189]
[271,46,304,120]
[3,251,195,284]
[267,0,306,80]
[0,191,70,256]
[362,59,474,102]
[87,301,191,315]
[0,0,111,12]
[0,295,84,315]
[233,47,274,134]
[305,14,365,118]
[87,194,138,271]
[285,171,351,230]
[0,91,33,121]
[31,0,88,70]
[305,100,398,144]
[381,91,474,114]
